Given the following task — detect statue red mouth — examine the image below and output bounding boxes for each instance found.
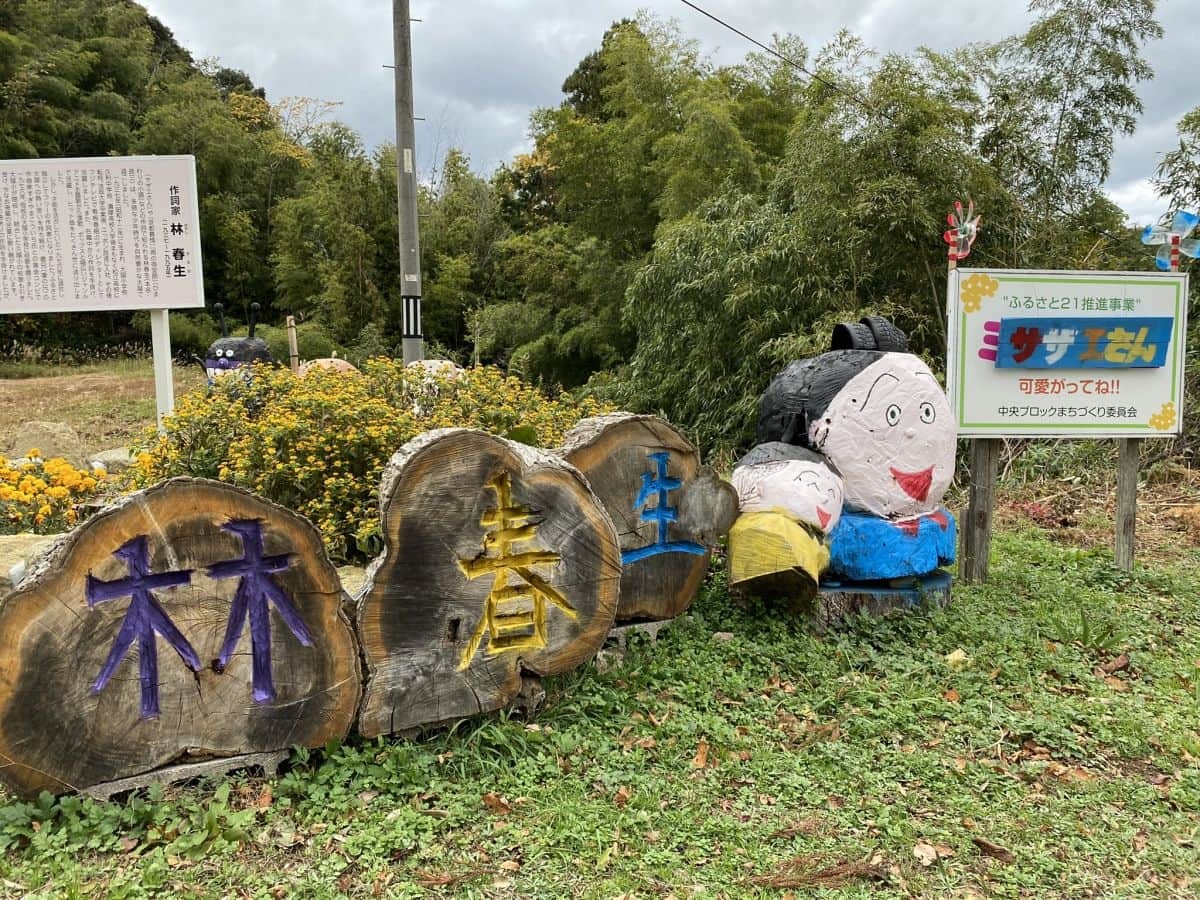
[890,466,933,502]
[816,506,831,529]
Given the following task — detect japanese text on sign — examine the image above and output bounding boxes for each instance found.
[995,317,1172,369]
[947,269,1187,437]
[0,156,203,314]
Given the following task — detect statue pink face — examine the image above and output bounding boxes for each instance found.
[731,459,844,533]
[808,354,955,519]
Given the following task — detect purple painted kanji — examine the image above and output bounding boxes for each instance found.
[207,519,313,703]
[86,536,199,719]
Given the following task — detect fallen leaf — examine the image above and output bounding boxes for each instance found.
[118,836,139,853]
[482,792,511,815]
[499,860,521,872]
[692,740,709,769]
[769,818,823,839]
[1103,675,1129,692]
[943,688,961,703]
[613,785,632,808]
[913,840,953,867]
[1133,831,1147,853]
[913,841,939,867]
[256,785,273,808]
[971,837,1015,864]
[644,830,661,843]
[1097,652,1130,675]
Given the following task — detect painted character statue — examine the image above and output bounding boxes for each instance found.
[203,302,273,384]
[732,316,957,595]
[728,443,845,598]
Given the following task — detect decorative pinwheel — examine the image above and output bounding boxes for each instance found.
[944,199,981,262]
[1141,210,1200,271]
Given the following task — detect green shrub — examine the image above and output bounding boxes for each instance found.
[131,311,219,358]
[133,362,612,561]
[255,321,345,363]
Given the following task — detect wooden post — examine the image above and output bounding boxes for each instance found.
[961,438,1000,583]
[286,315,300,374]
[1115,438,1138,571]
[1114,234,1179,570]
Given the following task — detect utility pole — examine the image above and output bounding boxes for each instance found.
[393,0,423,363]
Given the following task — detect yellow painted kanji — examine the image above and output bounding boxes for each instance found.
[457,471,575,669]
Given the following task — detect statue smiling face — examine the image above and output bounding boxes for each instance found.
[807,353,955,519]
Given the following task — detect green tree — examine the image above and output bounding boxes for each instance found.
[977,0,1161,261]
[1156,106,1200,210]
[475,224,629,386]
[613,47,1013,448]
[419,149,507,352]
[271,124,395,344]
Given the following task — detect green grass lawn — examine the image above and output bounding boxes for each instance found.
[2,525,1198,898]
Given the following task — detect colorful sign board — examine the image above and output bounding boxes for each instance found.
[0,155,203,314]
[947,269,1188,437]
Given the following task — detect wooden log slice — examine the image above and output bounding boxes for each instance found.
[356,428,620,738]
[0,478,361,797]
[560,413,737,622]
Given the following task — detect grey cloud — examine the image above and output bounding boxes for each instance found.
[143,0,1198,221]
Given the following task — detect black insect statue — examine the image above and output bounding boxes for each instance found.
[203,303,274,384]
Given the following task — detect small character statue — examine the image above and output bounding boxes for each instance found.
[203,303,273,384]
[727,442,844,599]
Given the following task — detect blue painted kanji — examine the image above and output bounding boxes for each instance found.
[207,519,313,703]
[86,536,200,719]
[621,451,706,565]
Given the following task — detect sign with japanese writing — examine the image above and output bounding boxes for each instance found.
[0,155,203,314]
[947,269,1188,437]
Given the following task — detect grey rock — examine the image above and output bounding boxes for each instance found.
[5,421,85,468]
[0,532,58,590]
[89,447,134,473]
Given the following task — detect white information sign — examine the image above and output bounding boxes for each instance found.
[947,268,1187,438]
[0,155,203,314]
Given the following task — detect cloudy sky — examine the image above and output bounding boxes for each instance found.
[141,0,1193,223]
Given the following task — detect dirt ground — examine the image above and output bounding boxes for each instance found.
[0,361,204,457]
[966,462,1200,566]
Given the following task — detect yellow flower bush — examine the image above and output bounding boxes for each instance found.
[0,451,105,534]
[133,361,613,561]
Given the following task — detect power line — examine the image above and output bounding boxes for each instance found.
[677,0,855,103]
